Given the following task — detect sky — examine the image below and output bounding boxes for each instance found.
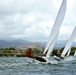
[0,0,76,42]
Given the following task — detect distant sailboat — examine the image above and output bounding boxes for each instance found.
[66,48,71,56]
[54,27,76,61]
[61,26,76,58]
[74,50,76,56]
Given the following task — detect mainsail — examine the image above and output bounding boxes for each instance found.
[43,0,66,54]
[61,26,76,57]
[46,32,59,57]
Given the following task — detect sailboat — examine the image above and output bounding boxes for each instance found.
[54,26,76,61]
[26,0,66,63]
[42,0,66,62]
[66,48,71,56]
[61,26,76,58]
[74,50,76,56]
[34,0,66,63]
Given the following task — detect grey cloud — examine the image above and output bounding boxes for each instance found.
[0,0,57,15]
[0,0,75,42]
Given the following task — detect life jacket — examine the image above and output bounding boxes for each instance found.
[26,50,32,57]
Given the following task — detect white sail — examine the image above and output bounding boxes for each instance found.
[74,51,76,56]
[66,48,71,56]
[61,26,76,57]
[46,32,59,57]
[43,0,66,54]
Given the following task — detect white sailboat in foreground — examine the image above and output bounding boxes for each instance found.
[26,0,66,63]
[40,0,66,63]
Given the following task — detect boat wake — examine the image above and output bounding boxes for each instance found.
[58,56,76,64]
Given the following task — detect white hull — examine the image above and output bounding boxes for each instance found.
[26,57,58,64]
[26,57,50,64]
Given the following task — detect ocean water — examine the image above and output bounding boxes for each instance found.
[0,56,76,75]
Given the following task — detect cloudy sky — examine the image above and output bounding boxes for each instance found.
[0,0,76,42]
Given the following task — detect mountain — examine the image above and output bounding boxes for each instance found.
[37,40,76,49]
[0,39,76,48]
[0,40,33,48]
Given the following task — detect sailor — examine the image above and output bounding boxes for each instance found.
[26,48,47,62]
[26,48,35,59]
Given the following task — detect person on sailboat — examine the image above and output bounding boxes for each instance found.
[26,48,36,59]
[26,48,47,62]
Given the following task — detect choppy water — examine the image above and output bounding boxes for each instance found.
[0,56,76,75]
